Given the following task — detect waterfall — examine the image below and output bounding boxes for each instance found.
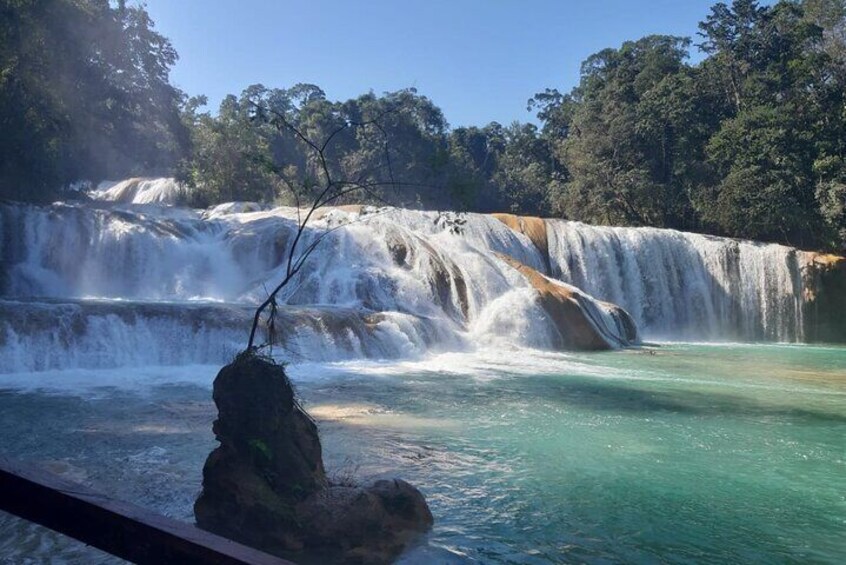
[545,220,805,341]
[0,188,819,372]
[0,299,456,373]
[1,200,635,372]
[90,178,191,205]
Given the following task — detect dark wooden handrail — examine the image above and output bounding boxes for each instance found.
[0,458,294,564]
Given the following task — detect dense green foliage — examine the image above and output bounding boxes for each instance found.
[2,0,845,251]
[178,83,551,212]
[0,0,187,200]
[532,0,846,250]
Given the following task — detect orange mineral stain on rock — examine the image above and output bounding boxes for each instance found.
[497,254,622,351]
[491,213,551,274]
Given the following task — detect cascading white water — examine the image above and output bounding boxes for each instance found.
[0,299,456,372]
[545,221,805,342]
[90,178,190,205]
[1,187,814,373]
[1,200,635,372]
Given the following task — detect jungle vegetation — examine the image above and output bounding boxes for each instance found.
[2,0,844,251]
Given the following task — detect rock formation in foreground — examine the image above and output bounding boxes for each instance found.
[195,354,433,563]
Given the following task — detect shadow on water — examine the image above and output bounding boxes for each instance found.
[300,364,846,427]
[531,375,846,425]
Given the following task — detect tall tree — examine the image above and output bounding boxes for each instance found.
[530,0,846,250]
[538,35,699,227]
[695,0,843,247]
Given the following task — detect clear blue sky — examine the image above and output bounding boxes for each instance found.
[144,0,751,127]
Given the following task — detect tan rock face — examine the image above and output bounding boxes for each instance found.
[497,255,637,350]
[491,213,551,274]
[800,252,846,343]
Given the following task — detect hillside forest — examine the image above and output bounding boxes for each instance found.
[1,0,845,252]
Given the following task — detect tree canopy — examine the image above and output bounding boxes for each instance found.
[0,0,188,200]
[2,0,845,252]
[529,0,846,250]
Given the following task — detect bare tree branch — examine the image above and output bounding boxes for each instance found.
[244,98,410,351]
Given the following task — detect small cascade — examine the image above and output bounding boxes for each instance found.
[545,221,805,341]
[0,299,456,373]
[90,178,190,205]
[0,202,249,300]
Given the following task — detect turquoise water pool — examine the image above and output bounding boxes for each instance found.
[1,343,844,563]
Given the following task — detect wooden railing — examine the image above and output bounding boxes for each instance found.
[0,458,294,564]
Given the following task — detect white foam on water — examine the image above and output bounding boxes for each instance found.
[0,364,220,396]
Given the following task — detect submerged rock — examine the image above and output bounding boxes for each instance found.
[195,354,433,562]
